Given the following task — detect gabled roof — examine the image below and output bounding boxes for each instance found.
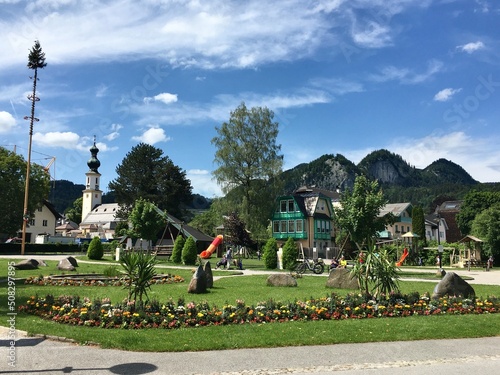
[459,235,483,243]
[80,203,122,225]
[291,186,337,218]
[378,202,412,217]
[162,212,213,242]
[43,199,63,220]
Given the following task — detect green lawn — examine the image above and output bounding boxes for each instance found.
[2,256,499,352]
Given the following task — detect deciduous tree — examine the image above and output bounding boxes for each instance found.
[0,147,50,237]
[64,197,82,224]
[333,175,396,296]
[471,204,500,262]
[457,191,500,235]
[128,198,166,248]
[212,102,283,234]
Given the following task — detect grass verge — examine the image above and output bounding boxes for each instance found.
[1,257,499,352]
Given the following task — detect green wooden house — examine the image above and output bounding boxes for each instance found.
[271,186,339,259]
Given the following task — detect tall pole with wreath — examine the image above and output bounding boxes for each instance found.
[21,40,47,255]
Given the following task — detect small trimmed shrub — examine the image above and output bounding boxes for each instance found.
[282,237,298,271]
[87,237,104,260]
[262,237,278,269]
[181,236,198,265]
[171,235,185,264]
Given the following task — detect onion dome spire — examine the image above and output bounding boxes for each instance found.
[87,135,101,172]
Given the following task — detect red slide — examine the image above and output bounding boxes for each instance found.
[200,235,223,259]
[396,248,409,267]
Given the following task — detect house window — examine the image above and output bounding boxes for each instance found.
[288,220,295,233]
[280,200,287,212]
[288,200,295,212]
[296,220,303,233]
[42,220,48,227]
[37,207,43,212]
[395,224,399,233]
[273,221,280,233]
[280,220,287,233]
[29,219,35,226]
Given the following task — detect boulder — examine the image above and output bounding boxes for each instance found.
[187,265,208,294]
[432,271,475,299]
[325,268,359,290]
[266,274,297,287]
[57,258,76,271]
[66,256,78,267]
[35,259,48,267]
[203,261,214,289]
[13,259,39,270]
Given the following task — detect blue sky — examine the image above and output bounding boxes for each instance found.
[1,0,499,198]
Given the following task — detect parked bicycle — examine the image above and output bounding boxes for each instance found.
[295,257,325,274]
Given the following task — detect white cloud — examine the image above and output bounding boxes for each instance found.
[95,84,108,98]
[351,20,393,48]
[370,60,443,84]
[0,1,432,70]
[104,123,122,141]
[186,169,222,197]
[309,78,364,95]
[457,41,485,54]
[32,131,81,149]
[133,89,332,127]
[433,88,462,102]
[144,92,178,105]
[0,111,16,133]
[131,126,170,145]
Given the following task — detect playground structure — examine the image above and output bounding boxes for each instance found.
[200,235,223,259]
[450,235,483,268]
[395,248,409,267]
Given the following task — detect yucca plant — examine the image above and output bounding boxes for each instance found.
[119,251,157,310]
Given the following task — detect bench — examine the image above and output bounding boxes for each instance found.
[153,246,173,260]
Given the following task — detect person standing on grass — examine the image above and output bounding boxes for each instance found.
[226,247,233,269]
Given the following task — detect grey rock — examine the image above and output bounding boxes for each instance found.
[187,265,208,294]
[266,274,298,287]
[57,258,76,271]
[325,268,359,290]
[13,259,39,270]
[203,261,214,289]
[66,256,78,267]
[432,271,475,299]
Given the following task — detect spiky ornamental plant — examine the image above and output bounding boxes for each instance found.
[21,40,47,255]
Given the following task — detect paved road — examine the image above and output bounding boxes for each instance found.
[1,327,499,375]
[1,254,499,374]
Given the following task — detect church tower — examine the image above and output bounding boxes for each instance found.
[81,137,102,222]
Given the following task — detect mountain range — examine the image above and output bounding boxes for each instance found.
[50,149,499,215]
[280,149,500,212]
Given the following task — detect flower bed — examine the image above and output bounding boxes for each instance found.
[18,292,499,330]
[23,274,184,287]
